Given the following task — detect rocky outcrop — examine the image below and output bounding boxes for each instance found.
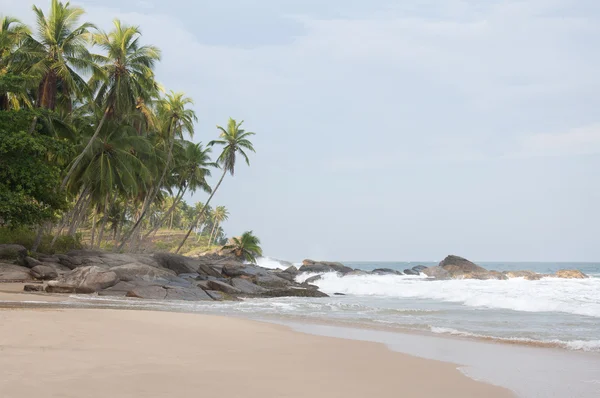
[126,285,213,301]
[46,266,119,293]
[230,278,268,294]
[23,256,42,268]
[0,263,34,281]
[304,275,323,284]
[439,255,487,276]
[110,263,178,283]
[0,244,27,261]
[412,265,428,272]
[30,265,58,280]
[299,260,354,274]
[206,280,242,294]
[457,271,508,280]
[254,274,291,289]
[373,268,402,275]
[422,266,450,280]
[503,270,543,280]
[403,269,420,276]
[262,288,329,298]
[23,284,44,292]
[555,270,588,279]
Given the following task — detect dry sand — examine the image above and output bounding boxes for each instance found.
[0,289,514,398]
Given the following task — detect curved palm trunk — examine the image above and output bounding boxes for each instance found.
[175,168,227,254]
[90,210,97,248]
[143,185,187,240]
[96,192,115,249]
[118,127,176,251]
[50,186,89,248]
[61,107,110,189]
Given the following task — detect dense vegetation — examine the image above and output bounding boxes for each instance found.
[0,1,261,257]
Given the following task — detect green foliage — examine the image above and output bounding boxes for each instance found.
[0,226,82,254]
[0,110,72,227]
[223,231,263,264]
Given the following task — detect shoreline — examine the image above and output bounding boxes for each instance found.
[0,294,514,398]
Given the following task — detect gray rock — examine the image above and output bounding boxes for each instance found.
[458,271,508,280]
[56,254,82,269]
[503,270,543,281]
[412,265,428,272]
[299,260,354,274]
[205,290,240,301]
[254,274,291,289]
[110,262,178,283]
[304,275,322,284]
[262,288,329,298]
[422,266,450,280]
[38,255,60,263]
[334,292,346,296]
[344,270,369,276]
[230,278,268,294]
[222,264,270,278]
[273,271,297,282]
[439,255,487,276]
[283,265,298,274]
[153,253,222,277]
[43,262,72,274]
[0,244,27,260]
[30,265,58,280]
[24,284,44,292]
[164,286,213,301]
[23,256,42,269]
[126,285,167,299]
[403,269,420,276]
[0,263,34,281]
[373,268,402,275]
[98,281,142,297]
[206,280,242,294]
[46,266,119,293]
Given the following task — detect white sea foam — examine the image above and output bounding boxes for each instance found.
[430,327,600,352]
[254,256,291,270]
[299,272,600,318]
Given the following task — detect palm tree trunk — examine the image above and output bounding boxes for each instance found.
[118,129,176,251]
[61,107,110,189]
[208,222,217,247]
[175,168,227,254]
[115,204,127,243]
[68,191,92,236]
[90,210,97,248]
[144,185,187,239]
[31,221,51,253]
[96,192,112,249]
[51,186,89,248]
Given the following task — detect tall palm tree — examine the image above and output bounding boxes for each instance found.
[61,19,160,188]
[24,0,96,110]
[0,16,31,110]
[223,231,262,264]
[175,118,255,253]
[118,91,196,250]
[208,205,229,246]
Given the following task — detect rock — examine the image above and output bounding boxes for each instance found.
[283,265,298,274]
[422,266,450,280]
[205,290,240,301]
[555,270,588,279]
[110,263,178,283]
[196,280,211,290]
[439,255,487,276]
[23,284,44,292]
[344,270,369,276]
[164,286,213,301]
[254,274,291,289]
[457,271,508,280]
[23,256,42,269]
[230,278,268,294]
[44,262,77,274]
[373,268,402,275]
[300,283,320,290]
[56,254,82,269]
[0,244,27,260]
[334,292,346,296]
[153,253,199,275]
[304,275,322,284]
[38,255,60,263]
[0,263,34,281]
[222,264,270,278]
[503,271,543,281]
[262,288,329,298]
[98,281,142,297]
[206,280,242,294]
[30,265,58,280]
[412,265,427,272]
[403,269,420,276]
[274,272,297,282]
[126,285,167,299]
[299,260,354,274]
[45,266,119,294]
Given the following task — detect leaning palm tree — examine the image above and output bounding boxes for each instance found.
[208,205,229,246]
[118,91,196,250]
[24,0,96,110]
[223,231,263,264]
[175,118,256,253]
[61,19,160,188]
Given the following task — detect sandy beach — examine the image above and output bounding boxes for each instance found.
[0,289,513,398]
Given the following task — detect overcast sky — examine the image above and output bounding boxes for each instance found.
[3,0,600,262]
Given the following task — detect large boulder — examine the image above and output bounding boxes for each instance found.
[110,263,178,283]
[205,290,239,301]
[373,268,402,275]
[254,274,291,289]
[458,271,508,280]
[0,244,27,261]
[503,270,543,281]
[412,265,428,272]
[230,278,268,294]
[24,284,44,292]
[206,280,242,294]
[153,253,222,277]
[23,256,42,269]
[555,270,588,279]
[98,281,142,297]
[422,266,450,280]
[126,285,213,301]
[30,265,58,280]
[262,288,329,298]
[56,254,83,270]
[299,260,354,274]
[46,266,119,293]
[403,269,420,276]
[439,255,487,276]
[304,275,323,284]
[0,263,34,281]
[222,264,270,278]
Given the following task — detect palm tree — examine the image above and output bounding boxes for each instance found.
[175,118,256,253]
[118,91,196,250]
[223,231,263,264]
[0,16,31,110]
[24,0,96,110]
[208,205,229,246]
[61,19,160,188]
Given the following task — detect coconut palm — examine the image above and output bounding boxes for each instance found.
[23,0,96,110]
[175,118,255,253]
[61,19,160,188]
[0,16,31,110]
[223,231,262,264]
[208,205,229,246]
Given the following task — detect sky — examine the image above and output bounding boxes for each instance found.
[3,0,600,262]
